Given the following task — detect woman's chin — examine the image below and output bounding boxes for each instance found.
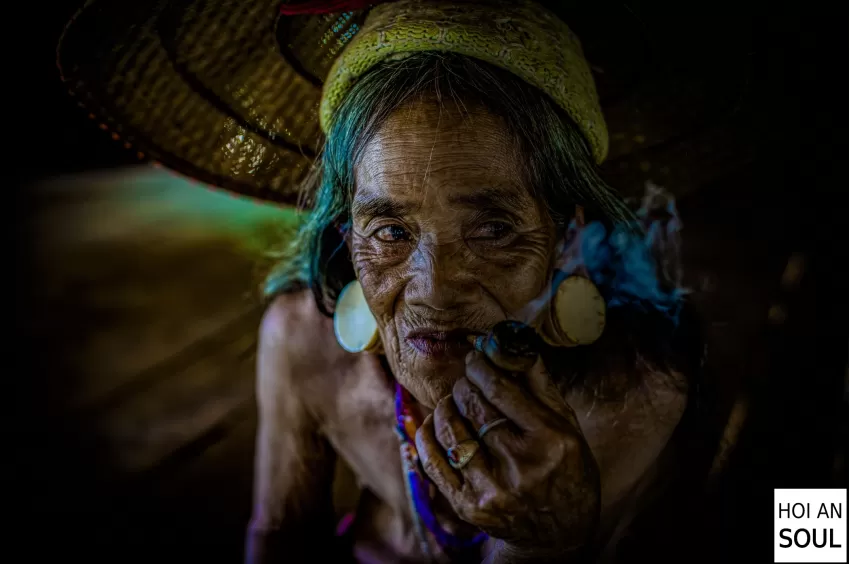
[402,362,466,409]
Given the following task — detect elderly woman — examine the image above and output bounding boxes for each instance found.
[250,3,699,563]
[59,0,701,562]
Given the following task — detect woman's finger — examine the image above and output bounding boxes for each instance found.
[525,356,579,426]
[465,351,551,431]
[415,413,463,499]
[452,376,514,455]
[431,396,491,482]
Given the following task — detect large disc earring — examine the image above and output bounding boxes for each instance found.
[334,280,382,353]
[540,205,606,347]
[540,274,607,347]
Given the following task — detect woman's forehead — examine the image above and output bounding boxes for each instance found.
[354,101,529,206]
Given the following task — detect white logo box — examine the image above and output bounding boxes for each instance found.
[774,489,848,563]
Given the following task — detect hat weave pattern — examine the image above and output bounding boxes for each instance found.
[59,0,367,206]
[58,0,607,208]
[321,0,608,163]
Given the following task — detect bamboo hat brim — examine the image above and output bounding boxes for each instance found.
[57,1,659,208]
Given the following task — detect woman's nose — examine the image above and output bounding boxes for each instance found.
[404,241,476,312]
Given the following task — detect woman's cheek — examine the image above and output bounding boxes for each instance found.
[351,238,409,325]
[474,234,553,314]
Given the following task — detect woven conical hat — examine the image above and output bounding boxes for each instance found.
[59,1,737,208]
[58,1,377,207]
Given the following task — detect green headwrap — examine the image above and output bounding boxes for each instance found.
[320,0,609,163]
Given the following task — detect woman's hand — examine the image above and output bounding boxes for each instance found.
[415,351,601,561]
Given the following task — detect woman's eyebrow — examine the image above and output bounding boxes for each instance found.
[351,195,413,219]
[352,187,528,219]
[448,187,530,212]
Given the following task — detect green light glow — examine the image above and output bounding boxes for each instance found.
[36,165,303,257]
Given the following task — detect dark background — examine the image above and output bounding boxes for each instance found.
[10,1,848,563]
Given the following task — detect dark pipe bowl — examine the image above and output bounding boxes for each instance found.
[483,320,541,372]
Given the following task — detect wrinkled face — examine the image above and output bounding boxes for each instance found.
[350,100,688,513]
[351,100,556,408]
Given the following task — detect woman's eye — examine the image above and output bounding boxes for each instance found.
[470,221,513,240]
[374,224,411,242]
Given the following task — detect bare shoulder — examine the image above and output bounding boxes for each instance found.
[261,289,326,341]
[257,291,351,417]
[259,290,349,361]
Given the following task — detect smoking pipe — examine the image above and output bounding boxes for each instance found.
[468,320,542,373]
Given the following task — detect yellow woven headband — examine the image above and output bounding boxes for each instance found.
[319,0,609,163]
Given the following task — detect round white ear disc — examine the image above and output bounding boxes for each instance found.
[334,280,380,353]
[543,275,606,346]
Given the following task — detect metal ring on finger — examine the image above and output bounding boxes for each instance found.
[477,417,508,439]
[446,439,480,470]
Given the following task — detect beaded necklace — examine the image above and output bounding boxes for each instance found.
[394,381,488,561]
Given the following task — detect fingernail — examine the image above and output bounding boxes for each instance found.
[465,350,475,364]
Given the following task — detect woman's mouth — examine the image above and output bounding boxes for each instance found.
[405,328,477,360]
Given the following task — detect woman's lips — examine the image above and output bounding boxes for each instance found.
[405,329,475,359]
